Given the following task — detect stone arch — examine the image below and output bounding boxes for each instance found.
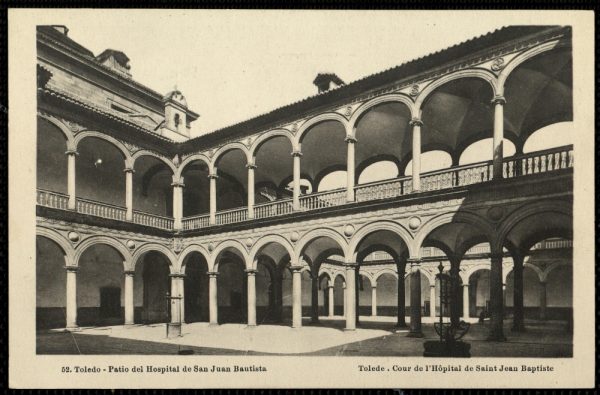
[374,267,399,283]
[210,142,251,171]
[414,211,495,258]
[318,267,334,283]
[505,262,544,284]
[333,272,346,284]
[177,153,211,179]
[541,261,570,283]
[497,39,568,94]
[211,239,250,272]
[74,131,132,162]
[178,244,211,274]
[463,263,491,283]
[249,234,295,270]
[36,227,75,262]
[73,235,132,269]
[294,227,349,262]
[358,270,376,288]
[131,243,177,273]
[349,93,416,136]
[414,68,499,113]
[495,199,572,253]
[295,112,349,145]
[250,129,296,157]
[38,113,76,150]
[349,220,415,258]
[131,150,177,175]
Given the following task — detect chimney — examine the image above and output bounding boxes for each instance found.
[313,73,345,93]
[51,25,69,35]
[95,49,132,78]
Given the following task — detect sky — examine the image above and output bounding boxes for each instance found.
[57,10,513,136]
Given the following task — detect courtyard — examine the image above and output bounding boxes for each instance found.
[37,316,572,357]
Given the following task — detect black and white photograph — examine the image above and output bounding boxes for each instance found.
[8,8,595,389]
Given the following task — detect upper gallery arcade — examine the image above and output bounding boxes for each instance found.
[36,24,573,341]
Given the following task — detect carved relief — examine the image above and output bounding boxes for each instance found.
[490,57,505,72]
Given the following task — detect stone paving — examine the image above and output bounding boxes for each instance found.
[37,316,572,357]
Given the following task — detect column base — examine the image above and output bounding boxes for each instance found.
[406,331,424,338]
[124,322,135,327]
[64,326,81,332]
[343,327,356,332]
[245,324,257,329]
[208,322,219,327]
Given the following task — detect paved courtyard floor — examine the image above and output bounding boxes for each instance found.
[37,316,572,357]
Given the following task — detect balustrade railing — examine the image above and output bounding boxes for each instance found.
[76,197,127,221]
[37,146,573,231]
[298,189,346,211]
[37,189,69,210]
[215,206,248,226]
[182,213,210,230]
[133,211,174,230]
[254,198,294,220]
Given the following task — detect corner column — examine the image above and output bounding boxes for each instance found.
[65,265,79,330]
[512,253,525,331]
[124,168,134,221]
[169,274,184,323]
[328,283,334,317]
[492,95,506,180]
[462,284,470,320]
[124,270,135,325]
[407,259,423,337]
[409,119,422,192]
[291,151,302,211]
[344,263,357,331]
[429,284,436,319]
[539,281,547,321]
[371,286,377,317]
[488,252,506,341]
[208,172,218,225]
[172,177,184,231]
[246,162,257,219]
[66,150,78,210]
[290,265,303,328]
[246,269,257,326]
[208,271,219,325]
[345,136,356,202]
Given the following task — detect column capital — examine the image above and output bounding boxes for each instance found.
[65,149,79,156]
[406,258,421,265]
[245,163,258,170]
[291,150,303,158]
[489,252,504,260]
[344,136,357,144]
[491,95,506,105]
[462,283,469,288]
[124,270,135,276]
[344,262,359,268]
[208,173,219,180]
[409,118,423,127]
[123,167,135,174]
[207,271,219,278]
[64,265,79,272]
[169,273,186,278]
[171,180,185,188]
[429,284,436,289]
[289,265,304,272]
[245,269,258,275]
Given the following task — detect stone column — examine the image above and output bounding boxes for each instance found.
[328,284,334,317]
[410,119,422,191]
[246,162,256,219]
[397,263,407,327]
[310,273,319,324]
[407,260,423,337]
[345,136,356,202]
[342,282,347,317]
[290,265,303,328]
[492,95,506,180]
[371,286,377,316]
[429,284,436,319]
[512,254,525,331]
[488,253,506,341]
[208,172,218,225]
[344,263,357,331]
[124,168,134,221]
[169,274,184,323]
[292,151,302,211]
[172,177,184,231]
[65,266,78,330]
[449,261,462,327]
[124,270,135,325]
[208,271,218,325]
[66,150,77,210]
[462,284,470,320]
[246,269,257,326]
[539,281,547,321]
